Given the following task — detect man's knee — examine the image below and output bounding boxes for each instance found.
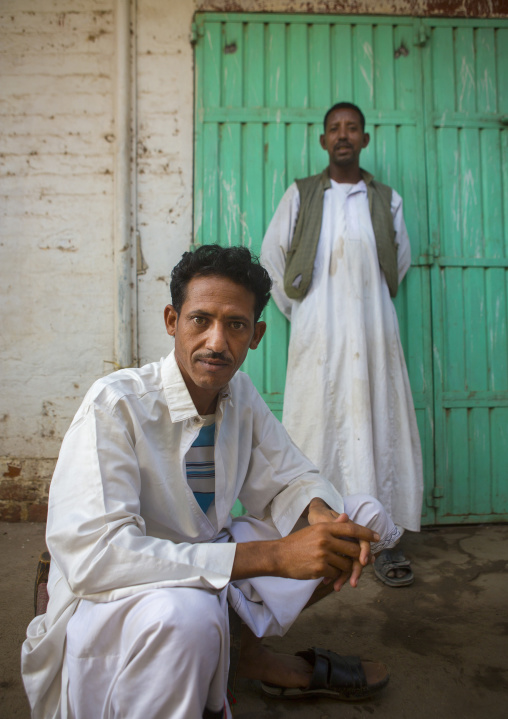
[344,494,400,551]
[122,588,225,655]
[68,587,226,660]
[344,493,384,525]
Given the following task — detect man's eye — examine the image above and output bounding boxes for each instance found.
[193,317,206,325]
[231,321,245,330]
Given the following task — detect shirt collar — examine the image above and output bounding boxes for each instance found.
[161,350,233,423]
[322,166,372,195]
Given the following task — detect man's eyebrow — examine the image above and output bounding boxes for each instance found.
[187,308,251,322]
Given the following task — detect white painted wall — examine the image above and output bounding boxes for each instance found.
[1,0,501,518]
[0,0,196,518]
[1,1,117,470]
[136,0,195,366]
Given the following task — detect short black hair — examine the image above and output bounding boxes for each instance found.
[170,244,272,323]
[323,102,366,132]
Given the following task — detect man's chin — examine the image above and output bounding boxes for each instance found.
[193,367,233,389]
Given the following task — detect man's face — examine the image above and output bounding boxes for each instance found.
[164,274,266,413]
[320,108,370,168]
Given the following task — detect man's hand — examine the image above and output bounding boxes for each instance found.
[231,511,379,592]
[306,497,341,525]
[306,497,377,590]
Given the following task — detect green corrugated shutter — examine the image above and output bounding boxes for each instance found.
[193,13,508,525]
[423,19,508,523]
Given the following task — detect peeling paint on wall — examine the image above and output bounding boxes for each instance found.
[195,0,508,17]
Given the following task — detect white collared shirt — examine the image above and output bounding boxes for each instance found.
[45,350,344,602]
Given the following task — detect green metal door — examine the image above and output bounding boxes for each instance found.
[193,13,508,524]
[422,19,508,523]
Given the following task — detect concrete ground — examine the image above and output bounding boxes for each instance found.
[1,522,508,719]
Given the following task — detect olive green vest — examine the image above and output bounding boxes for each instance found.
[283,168,399,299]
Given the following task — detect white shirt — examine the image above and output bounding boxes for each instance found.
[22,350,344,716]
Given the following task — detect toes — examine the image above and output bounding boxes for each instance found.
[362,660,389,686]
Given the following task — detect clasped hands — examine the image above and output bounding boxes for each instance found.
[293,496,378,591]
[231,497,378,590]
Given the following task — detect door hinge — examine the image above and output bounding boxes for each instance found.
[190,22,204,46]
[428,486,444,508]
[413,21,430,47]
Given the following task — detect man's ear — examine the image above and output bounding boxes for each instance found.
[362,132,370,149]
[164,305,178,337]
[250,321,266,350]
[319,134,327,150]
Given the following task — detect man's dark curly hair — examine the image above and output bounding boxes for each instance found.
[323,102,366,132]
[170,244,272,323]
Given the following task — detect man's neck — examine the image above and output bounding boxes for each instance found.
[328,163,362,185]
[192,392,219,417]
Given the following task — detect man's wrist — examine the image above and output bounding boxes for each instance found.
[231,539,281,581]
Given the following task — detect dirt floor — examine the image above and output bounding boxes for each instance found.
[1,521,508,719]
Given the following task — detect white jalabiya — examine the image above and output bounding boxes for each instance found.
[21,350,398,719]
[261,178,423,532]
[64,496,397,719]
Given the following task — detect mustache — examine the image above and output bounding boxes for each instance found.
[335,142,352,150]
[194,351,233,364]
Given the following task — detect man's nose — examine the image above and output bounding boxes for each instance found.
[206,322,228,352]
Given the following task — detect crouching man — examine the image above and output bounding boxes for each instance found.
[22,245,399,719]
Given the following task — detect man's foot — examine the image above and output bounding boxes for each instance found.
[238,625,313,687]
[259,648,390,701]
[237,625,387,689]
[374,548,414,587]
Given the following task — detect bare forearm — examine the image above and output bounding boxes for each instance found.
[230,519,378,585]
[231,540,281,581]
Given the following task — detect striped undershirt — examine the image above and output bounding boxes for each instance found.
[185,415,215,514]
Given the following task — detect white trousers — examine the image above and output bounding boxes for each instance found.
[65,494,398,719]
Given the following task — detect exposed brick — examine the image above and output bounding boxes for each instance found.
[0,480,39,502]
[0,502,22,523]
[27,503,49,523]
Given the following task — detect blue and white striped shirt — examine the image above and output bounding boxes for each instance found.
[185,417,215,514]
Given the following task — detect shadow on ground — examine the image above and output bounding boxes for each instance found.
[1,522,507,718]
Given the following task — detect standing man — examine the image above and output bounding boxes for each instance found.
[261,102,423,586]
[23,245,399,719]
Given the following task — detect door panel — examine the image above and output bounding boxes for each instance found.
[423,19,508,522]
[194,13,508,524]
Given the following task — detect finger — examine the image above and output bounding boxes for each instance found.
[308,508,340,526]
[329,520,379,544]
[358,538,372,566]
[333,571,350,592]
[326,537,363,560]
[325,554,353,575]
[348,558,364,588]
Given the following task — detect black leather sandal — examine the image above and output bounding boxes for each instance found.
[259,647,389,701]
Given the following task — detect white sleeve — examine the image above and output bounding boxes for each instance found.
[238,388,345,537]
[260,184,301,321]
[46,402,236,602]
[391,189,412,283]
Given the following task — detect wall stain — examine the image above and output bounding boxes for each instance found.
[3,465,21,479]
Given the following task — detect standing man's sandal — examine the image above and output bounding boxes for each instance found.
[374,548,414,587]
